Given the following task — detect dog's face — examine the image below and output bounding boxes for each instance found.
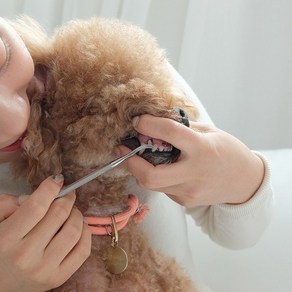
[14,17,196,188]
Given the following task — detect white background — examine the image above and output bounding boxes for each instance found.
[1,2,292,291]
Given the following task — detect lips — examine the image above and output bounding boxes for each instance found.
[0,134,25,152]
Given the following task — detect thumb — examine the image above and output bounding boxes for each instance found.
[189,121,217,133]
[0,194,21,222]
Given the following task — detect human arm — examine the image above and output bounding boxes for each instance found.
[116,116,265,207]
[188,152,273,249]
[116,116,273,250]
[115,63,273,249]
[0,176,92,292]
[116,116,273,249]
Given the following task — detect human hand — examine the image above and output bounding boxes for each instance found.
[115,115,264,208]
[0,176,92,292]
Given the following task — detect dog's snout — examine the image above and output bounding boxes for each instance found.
[173,108,190,127]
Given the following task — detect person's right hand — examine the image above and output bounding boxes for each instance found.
[0,175,92,292]
[115,115,264,207]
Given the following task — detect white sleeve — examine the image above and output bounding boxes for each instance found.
[169,63,274,249]
[186,153,273,249]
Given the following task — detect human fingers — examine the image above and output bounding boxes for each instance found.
[133,115,216,147]
[24,192,76,251]
[116,145,193,189]
[53,222,92,288]
[166,193,198,208]
[0,194,19,222]
[189,120,219,134]
[2,175,64,240]
[155,184,204,208]
[44,207,88,268]
[132,115,198,150]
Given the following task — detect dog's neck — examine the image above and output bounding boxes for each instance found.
[72,175,130,217]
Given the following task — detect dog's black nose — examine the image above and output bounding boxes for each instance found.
[173,108,190,127]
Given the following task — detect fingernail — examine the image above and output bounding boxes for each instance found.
[132,116,140,128]
[18,194,29,205]
[51,174,64,185]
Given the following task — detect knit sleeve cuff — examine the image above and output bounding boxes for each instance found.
[214,151,273,219]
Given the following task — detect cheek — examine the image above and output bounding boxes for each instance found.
[13,95,30,132]
[0,38,7,69]
[0,94,29,135]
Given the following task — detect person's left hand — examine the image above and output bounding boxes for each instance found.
[0,194,19,222]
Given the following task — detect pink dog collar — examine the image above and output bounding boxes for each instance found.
[85,195,148,235]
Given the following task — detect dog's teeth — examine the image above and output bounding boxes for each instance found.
[147,139,153,145]
[158,146,165,152]
[166,146,171,152]
[165,145,172,152]
[139,146,146,155]
[152,145,158,152]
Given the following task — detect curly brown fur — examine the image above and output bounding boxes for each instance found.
[11,16,198,291]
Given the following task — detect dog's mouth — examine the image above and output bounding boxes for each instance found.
[121,133,179,165]
[121,108,189,165]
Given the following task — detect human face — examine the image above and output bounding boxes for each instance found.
[0,17,34,162]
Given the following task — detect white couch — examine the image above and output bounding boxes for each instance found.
[188,148,292,292]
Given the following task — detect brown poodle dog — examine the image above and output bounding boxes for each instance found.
[11,16,198,291]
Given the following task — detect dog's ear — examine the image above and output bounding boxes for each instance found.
[16,99,63,186]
